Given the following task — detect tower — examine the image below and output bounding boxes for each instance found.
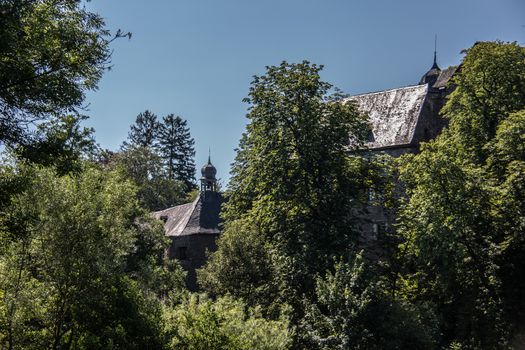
[200,154,217,192]
[419,35,441,86]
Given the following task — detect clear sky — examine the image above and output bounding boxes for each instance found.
[84,0,524,185]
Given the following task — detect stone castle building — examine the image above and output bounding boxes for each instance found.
[153,156,223,290]
[155,54,458,289]
[347,55,458,251]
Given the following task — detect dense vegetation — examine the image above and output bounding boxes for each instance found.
[105,110,197,211]
[0,1,523,349]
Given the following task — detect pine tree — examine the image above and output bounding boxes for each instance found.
[157,114,196,189]
[125,110,159,148]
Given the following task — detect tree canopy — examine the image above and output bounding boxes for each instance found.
[396,41,525,349]
[0,0,124,145]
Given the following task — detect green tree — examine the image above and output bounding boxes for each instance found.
[0,0,125,145]
[104,146,187,211]
[0,161,183,349]
[13,115,98,175]
[162,294,291,350]
[303,254,438,350]
[157,114,196,189]
[198,220,279,312]
[200,61,371,336]
[396,41,525,348]
[125,110,159,149]
[440,41,525,163]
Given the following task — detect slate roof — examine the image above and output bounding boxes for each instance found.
[153,192,223,236]
[344,65,457,150]
[433,65,458,89]
[346,84,429,149]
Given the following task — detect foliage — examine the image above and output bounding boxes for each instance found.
[13,115,98,175]
[396,41,525,349]
[0,161,184,349]
[104,146,187,211]
[198,219,279,313]
[441,41,525,163]
[124,110,159,149]
[0,0,122,145]
[157,114,196,189]
[303,253,438,350]
[162,293,292,350]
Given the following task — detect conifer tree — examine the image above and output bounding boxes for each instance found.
[157,114,196,189]
[125,110,159,149]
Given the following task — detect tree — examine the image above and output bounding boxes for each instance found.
[0,161,184,349]
[157,114,196,189]
[198,220,279,313]
[105,146,188,211]
[0,0,125,145]
[396,41,525,348]
[125,110,159,149]
[302,254,438,350]
[200,61,371,337]
[440,41,525,163]
[162,294,291,350]
[12,114,98,175]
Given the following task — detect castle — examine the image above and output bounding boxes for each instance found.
[155,54,458,289]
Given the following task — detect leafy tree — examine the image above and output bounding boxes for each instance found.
[200,61,372,342]
[157,114,196,189]
[198,219,279,313]
[303,253,438,350]
[104,146,187,211]
[124,110,159,149]
[0,161,184,349]
[440,41,525,163]
[162,294,291,350]
[13,115,98,175]
[396,41,525,348]
[0,0,125,145]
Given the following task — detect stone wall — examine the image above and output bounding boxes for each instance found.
[168,234,219,291]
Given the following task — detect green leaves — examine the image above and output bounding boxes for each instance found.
[303,254,439,349]
[201,61,380,346]
[0,161,181,348]
[163,294,291,350]
[396,42,525,348]
[0,0,114,144]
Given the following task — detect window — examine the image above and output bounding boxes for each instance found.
[368,188,384,205]
[368,188,376,202]
[372,223,379,240]
[372,222,388,240]
[178,247,188,260]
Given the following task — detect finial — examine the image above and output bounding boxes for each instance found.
[208,147,211,164]
[432,34,439,69]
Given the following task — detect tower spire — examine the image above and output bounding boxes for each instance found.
[432,34,439,69]
[201,148,217,193]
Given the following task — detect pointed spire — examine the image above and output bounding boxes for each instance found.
[201,147,217,192]
[432,34,439,69]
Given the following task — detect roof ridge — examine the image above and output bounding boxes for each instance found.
[347,83,427,99]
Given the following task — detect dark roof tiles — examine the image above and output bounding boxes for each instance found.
[433,65,458,89]
[153,192,223,236]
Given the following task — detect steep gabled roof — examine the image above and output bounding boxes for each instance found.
[153,192,223,236]
[345,84,428,149]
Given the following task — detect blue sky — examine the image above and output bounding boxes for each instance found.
[84,0,524,184]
